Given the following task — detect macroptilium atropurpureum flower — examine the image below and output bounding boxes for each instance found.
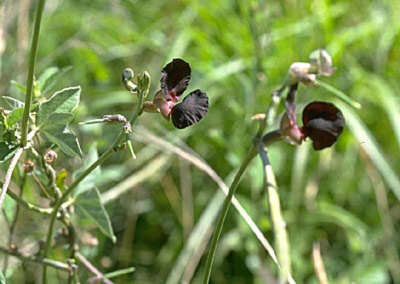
[301,101,345,150]
[280,84,345,150]
[150,58,209,129]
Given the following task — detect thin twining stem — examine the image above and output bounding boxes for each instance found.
[0,148,23,210]
[0,246,71,272]
[6,190,53,215]
[202,130,283,284]
[202,144,257,284]
[76,252,113,284]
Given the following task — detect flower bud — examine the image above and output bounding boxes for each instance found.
[121,68,137,93]
[137,71,151,97]
[288,62,316,86]
[121,68,134,82]
[44,149,57,164]
[309,49,335,76]
[22,160,34,173]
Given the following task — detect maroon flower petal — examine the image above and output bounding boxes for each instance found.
[171,89,208,129]
[161,58,191,100]
[302,101,345,150]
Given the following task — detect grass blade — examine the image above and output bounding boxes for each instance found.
[338,102,400,200]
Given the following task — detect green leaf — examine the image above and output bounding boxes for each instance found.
[0,270,6,284]
[1,96,24,108]
[75,187,116,242]
[3,194,16,223]
[56,169,68,191]
[42,125,82,157]
[0,143,18,163]
[37,86,80,127]
[41,66,73,95]
[316,80,362,109]
[37,67,60,91]
[73,144,100,197]
[10,80,26,94]
[5,108,24,128]
[44,113,74,127]
[337,102,400,200]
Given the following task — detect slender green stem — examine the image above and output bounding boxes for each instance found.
[202,131,283,284]
[258,142,292,284]
[103,267,135,279]
[41,91,144,283]
[0,246,71,272]
[202,145,257,284]
[20,0,46,147]
[6,190,53,215]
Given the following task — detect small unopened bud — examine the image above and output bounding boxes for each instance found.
[121,68,134,82]
[121,68,137,93]
[288,62,316,86]
[44,149,57,164]
[123,122,132,134]
[137,71,151,97]
[309,49,335,76]
[22,160,34,173]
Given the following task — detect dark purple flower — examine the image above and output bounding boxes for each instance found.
[301,101,345,150]
[154,58,209,129]
[161,58,191,101]
[171,89,208,129]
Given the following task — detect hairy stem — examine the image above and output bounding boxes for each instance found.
[76,252,113,284]
[41,91,144,283]
[6,190,53,215]
[0,148,23,210]
[0,246,71,272]
[20,0,46,146]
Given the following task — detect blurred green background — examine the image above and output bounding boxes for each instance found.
[1,0,400,283]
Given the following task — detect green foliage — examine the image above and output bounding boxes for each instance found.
[0,143,18,163]
[37,86,80,127]
[38,86,82,157]
[0,270,5,284]
[75,187,116,242]
[41,125,82,157]
[72,144,100,196]
[1,0,400,283]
